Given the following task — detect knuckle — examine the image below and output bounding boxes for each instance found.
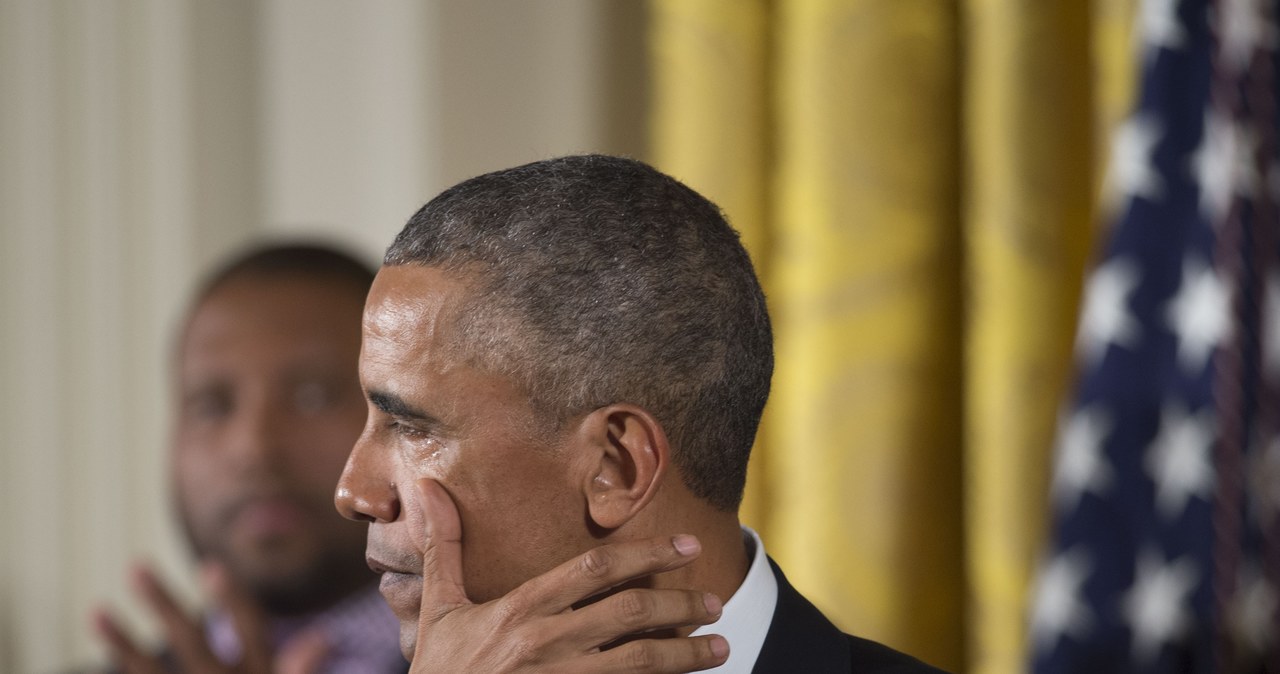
[621,642,660,672]
[505,632,541,665]
[650,537,674,561]
[489,596,523,629]
[615,591,653,628]
[578,547,613,580]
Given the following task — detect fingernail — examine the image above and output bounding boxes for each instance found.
[703,592,722,616]
[672,534,700,556]
[710,635,729,659]
[90,607,113,635]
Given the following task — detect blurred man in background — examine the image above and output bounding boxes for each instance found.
[93,244,404,673]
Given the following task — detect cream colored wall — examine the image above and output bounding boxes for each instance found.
[0,2,646,671]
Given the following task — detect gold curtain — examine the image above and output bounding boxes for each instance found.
[649,1,1136,672]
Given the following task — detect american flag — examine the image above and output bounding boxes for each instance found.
[1029,0,1280,672]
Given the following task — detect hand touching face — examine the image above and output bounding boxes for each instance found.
[386,478,730,672]
[336,266,590,645]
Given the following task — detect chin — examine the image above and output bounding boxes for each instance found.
[232,547,313,589]
[229,545,354,615]
[399,622,417,660]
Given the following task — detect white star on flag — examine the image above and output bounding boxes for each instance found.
[1052,406,1114,511]
[1029,547,1094,654]
[1140,0,1186,56]
[1219,0,1277,72]
[1144,404,1215,520]
[1165,256,1230,375]
[1076,257,1143,364]
[1105,115,1164,209]
[1121,550,1199,664]
[1192,110,1256,224]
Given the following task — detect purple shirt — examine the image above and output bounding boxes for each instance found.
[206,585,404,674]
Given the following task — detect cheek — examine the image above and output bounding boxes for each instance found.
[173,441,219,504]
[451,463,583,601]
[172,447,229,545]
[172,422,234,479]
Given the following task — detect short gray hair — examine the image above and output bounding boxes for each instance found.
[385,155,772,511]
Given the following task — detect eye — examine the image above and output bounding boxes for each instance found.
[185,387,232,422]
[388,419,431,441]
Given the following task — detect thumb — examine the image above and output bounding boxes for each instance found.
[412,478,470,616]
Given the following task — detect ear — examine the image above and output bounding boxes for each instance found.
[576,404,670,531]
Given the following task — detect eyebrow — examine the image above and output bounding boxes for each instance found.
[368,390,433,421]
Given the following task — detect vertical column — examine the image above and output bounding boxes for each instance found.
[257,0,435,260]
[0,3,67,671]
[0,1,261,669]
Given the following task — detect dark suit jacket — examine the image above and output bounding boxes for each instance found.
[752,558,949,673]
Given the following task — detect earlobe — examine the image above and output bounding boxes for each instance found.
[579,405,669,531]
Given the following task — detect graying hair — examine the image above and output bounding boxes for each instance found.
[385,155,772,511]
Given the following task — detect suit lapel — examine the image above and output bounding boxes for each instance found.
[751,557,851,673]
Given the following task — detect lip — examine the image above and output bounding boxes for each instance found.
[375,567,422,615]
[378,570,419,592]
[366,555,414,576]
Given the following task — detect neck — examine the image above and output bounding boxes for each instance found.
[633,503,750,637]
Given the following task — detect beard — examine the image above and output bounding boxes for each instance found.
[224,539,368,614]
[175,487,374,616]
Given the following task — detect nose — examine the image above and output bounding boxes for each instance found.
[334,427,400,523]
[225,395,286,472]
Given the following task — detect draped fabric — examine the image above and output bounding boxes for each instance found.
[649,2,1136,672]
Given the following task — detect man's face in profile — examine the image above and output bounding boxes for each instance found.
[337,264,589,656]
[173,275,373,613]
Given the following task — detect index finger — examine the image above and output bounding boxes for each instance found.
[131,564,222,670]
[92,607,166,674]
[411,478,470,616]
[508,534,703,616]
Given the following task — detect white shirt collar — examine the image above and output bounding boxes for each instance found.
[689,526,778,673]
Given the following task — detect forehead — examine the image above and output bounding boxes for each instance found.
[360,265,481,406]
[362,265,473,350]
[363,265,546,430]
[181,276,366,375]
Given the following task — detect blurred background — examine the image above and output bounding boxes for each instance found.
[5,1,1276,673]
[0,2,650,672]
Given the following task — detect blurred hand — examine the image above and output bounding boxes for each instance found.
[93,562,328,674]
[407,478,730,673]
